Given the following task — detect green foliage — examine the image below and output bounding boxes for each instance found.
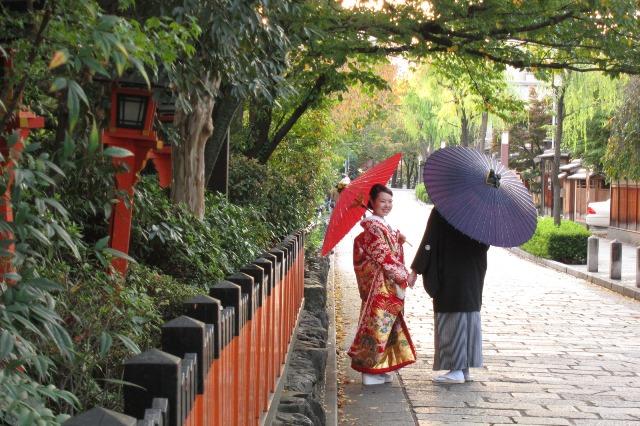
[229,154,313,238]
[365,1,640,76]
[604,77,640,180]
[415,183,429,203]
[564,72,625,171]
[131,176,274,285]
[521,217,591,264]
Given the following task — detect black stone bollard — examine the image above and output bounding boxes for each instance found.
[610,239,622,280]
[587,235,599,272]
[183,295,222,361]
[267,250,284,285]
[63,407,137,426]
[209,281,243,338]
[254,257,274,297]
[150,398,169,426]
[227,272,258,322]
[161,316,209,396]
[123,349,181,426]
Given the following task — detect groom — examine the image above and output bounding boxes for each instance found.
[410,207,488,384]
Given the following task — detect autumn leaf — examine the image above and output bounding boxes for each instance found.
[48,50,69,69]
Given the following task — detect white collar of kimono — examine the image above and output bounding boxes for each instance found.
[364,214,395,232]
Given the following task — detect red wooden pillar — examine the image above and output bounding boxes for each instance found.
[0,111,44,281]
[150,145,172,188]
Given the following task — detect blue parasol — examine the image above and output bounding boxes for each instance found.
[423,146,537,247]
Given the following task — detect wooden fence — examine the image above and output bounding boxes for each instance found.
[611,180,640,232]
[64,231,306,426]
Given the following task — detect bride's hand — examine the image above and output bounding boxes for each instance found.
[408,270,417,288]
[398,233,407,244]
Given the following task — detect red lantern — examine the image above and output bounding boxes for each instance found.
[102,85,161,276]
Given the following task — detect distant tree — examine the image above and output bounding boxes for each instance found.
[509,88,552,196]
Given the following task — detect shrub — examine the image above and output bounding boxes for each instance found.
[36,260,201,414]
[229,154,318,237]
[130,176,275,286]
[415,183,430,203]
[521,217,591,264]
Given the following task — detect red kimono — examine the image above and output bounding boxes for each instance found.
[348,216,417,374]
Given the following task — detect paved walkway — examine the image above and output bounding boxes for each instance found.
[335,189,640,425]
[511,237,640,301]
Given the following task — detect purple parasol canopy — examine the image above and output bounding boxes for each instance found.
[423,146,537,247]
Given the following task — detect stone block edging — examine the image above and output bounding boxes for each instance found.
[506,247,640,301]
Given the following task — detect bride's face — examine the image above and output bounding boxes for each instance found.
[372,192,393,217]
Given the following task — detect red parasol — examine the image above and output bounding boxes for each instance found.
[321,153,402,256]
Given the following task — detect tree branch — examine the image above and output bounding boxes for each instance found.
[256,74,328,163]
[0,6,52,130]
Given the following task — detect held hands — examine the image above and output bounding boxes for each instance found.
[407,270,417,288]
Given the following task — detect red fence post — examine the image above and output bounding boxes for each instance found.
[183,295,223,426]
[262,252,280,387]
[210,282,243,426]
[240,264,267,423]
[254,257,275,398]
[161,316,212,426]
[227,272,259,426]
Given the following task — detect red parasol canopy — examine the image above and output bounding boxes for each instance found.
[321,153,402,256]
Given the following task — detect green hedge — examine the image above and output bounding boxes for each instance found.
[415,182,430,203]
[521,217,591,264]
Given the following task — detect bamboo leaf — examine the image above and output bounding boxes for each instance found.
[51,222,80,259]
[23,278,61,291]
[94,236,110,250]
[26,225,52,246]
[115,333,141,354]
[102,247,137,263]
[103,146,133,158]
[96,377,146,391]
[68,80,89,106]
[88,120,100,155]
[44,198,69,217]
[0,330,14,359]
[99,332,112,357]
[49,77,68,92]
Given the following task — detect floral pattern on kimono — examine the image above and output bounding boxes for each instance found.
[348,216,417,374]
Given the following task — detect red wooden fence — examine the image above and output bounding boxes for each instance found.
[65,231,306,426]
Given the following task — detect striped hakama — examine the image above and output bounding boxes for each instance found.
[433,311,482,371]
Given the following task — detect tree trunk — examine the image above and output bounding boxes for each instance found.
[245,101,273,160]
[204,85,243,188]
[460,108,470,147]
[477,111,488,151]
[552,84,566,226]
[172,77,220,219]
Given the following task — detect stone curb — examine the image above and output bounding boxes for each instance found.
[324,256,338,426]
[506,247,640,301]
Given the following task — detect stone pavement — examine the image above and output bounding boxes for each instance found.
[510,237,640,302]
[335,189,640,425]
